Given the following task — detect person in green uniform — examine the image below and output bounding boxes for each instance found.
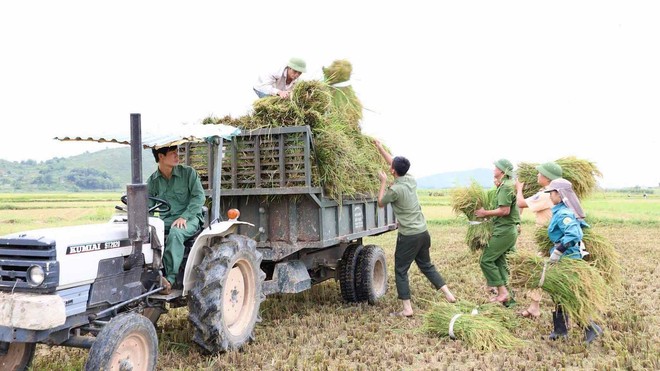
[475,159,520,303]
[375,140,456,317]
[147,145,205,294]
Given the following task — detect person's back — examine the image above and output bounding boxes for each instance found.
[385,173,426,236]
[375,147,456,317]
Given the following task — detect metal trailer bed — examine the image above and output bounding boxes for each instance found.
[178,125,397,294]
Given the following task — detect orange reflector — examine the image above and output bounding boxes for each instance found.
[227,209,240,220]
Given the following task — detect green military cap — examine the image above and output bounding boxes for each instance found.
[494,158,513,175]
[287,57,307,73]
[535,162,562,180]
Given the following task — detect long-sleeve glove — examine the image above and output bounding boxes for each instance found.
[549,249,563,264]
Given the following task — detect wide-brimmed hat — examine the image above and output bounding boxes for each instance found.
[544,178,573,193]
[535,162,562,180]
[287,57,307,73]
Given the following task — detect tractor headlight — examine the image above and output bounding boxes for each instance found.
[27,265,45,286]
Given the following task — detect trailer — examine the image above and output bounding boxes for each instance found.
[0,116,397,370]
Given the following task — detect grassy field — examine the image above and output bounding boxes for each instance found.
[1,192,658,370]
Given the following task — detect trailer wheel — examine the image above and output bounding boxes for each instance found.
[0,342,35,371]
[355,245,388,304]
[84,313,158,371]
[188,234,265,353]
[337,244,363,303]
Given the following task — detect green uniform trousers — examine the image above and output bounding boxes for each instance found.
[394,230,446,300]
[163,219,200,284]
[480,227,518,287]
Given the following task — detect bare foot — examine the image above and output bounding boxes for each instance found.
[389,311,413,318]
[489,295,509,303]
[519,308,541,318]
[440,285,457,303]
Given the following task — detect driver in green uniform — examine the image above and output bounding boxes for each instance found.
[147,145,205,294]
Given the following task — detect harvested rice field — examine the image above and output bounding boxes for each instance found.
[1,192,658,370]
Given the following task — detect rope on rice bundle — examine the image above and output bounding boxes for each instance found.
[508,252,608,326]
[422,300,524,350]
[451,300,520,330]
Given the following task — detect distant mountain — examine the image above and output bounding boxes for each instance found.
[416,168,493,189]
[0,148,156,192]
[2,147,494,192]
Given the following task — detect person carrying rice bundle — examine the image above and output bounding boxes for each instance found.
[544,178,604,343]
[375,140,456,317]
[474,159,520,304]
[514,161,563,319]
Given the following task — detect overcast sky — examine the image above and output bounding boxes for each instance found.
[1,1,658,188]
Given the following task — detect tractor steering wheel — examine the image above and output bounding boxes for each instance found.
[120,195,172,214]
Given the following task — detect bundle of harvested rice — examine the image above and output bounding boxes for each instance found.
[533,224,622,286]
[517,157,602,199]
[508,252,608,326]
[323,60,362,130]
[422,300,524,351]
[450,181,496,251]
[452,300,520,330]
[582,228,622,286]
[533,225,553,255]
[201,63,388,201]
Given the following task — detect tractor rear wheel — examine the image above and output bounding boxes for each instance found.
[85,313,158,371]
[188,234,265,353]
[0,342,35,371]
[355,245,388,304]
[337,244,363,303]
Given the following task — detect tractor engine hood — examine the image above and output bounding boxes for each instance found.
[0,218,163,290]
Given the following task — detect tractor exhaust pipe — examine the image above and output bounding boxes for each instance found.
[125,113,149,270]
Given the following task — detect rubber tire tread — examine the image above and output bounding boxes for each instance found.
[84,312,158,371]
[337,244,363,303]
[187,234,265,354]
[0,342,35,371]
[355,245,388,304]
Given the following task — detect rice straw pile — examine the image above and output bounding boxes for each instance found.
[423,300,524,350]
[533,225,622,286]
[451,300,520,330]
[450,181,496,252]
[517,157,602,199]
[508,252,608,326]
[202,61,389,201]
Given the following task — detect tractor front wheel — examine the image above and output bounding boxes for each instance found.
[84,313,158,371]
[0,342,35,371]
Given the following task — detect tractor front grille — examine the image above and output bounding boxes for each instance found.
[0,236,59,293]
